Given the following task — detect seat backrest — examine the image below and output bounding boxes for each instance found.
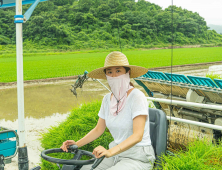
[149,108,168,163]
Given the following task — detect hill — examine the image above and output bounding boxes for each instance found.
[208,24,222,34]
[0,0,222,49]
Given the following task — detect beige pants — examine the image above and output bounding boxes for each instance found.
[81,141,155,170]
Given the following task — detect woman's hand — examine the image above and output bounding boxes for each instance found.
[93,145,112,158]
[60,140,76,152]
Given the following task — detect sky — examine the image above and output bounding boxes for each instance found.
[143,0,222,26]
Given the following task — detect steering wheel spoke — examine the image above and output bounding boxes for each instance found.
[72,150,82,160]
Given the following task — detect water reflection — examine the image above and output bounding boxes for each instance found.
[209,65,222,75]
[0,80,109,121]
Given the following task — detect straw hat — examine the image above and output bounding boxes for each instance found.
[88,51,148,79]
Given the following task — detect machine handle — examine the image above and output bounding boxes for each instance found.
[91,156,105,169]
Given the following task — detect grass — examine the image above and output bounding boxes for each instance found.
[206,73,222,80]
[0,47,222,82]
[40,101,113,170]
[159,139,222,170]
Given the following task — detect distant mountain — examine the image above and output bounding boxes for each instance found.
[1,0,222,46]
[208,24,222,34]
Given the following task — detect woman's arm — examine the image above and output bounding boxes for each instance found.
[108,115,147,156]
[61,118,106,152]
[76,118,106,147]
[93,115,147,158]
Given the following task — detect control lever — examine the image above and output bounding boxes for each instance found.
[90,156,105,170]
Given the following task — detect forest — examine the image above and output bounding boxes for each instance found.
[0,0,222,50]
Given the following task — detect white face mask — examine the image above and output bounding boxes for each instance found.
[106,72,133,116]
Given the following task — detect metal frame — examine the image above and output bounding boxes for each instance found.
[0,0,47,9]
[135,77,222,93]
[135,76,222,131]
[166,116,222,131]
[146,97,222,111]
[187,75,219,88]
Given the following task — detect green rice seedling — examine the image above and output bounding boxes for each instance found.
[40,101,113,170]
[206,73,222,80]
[1,47,222,83]
[158,138,222,170]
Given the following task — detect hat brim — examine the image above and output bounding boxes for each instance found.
[88,65,148,79]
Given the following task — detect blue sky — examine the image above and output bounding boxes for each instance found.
[142,0,222,26]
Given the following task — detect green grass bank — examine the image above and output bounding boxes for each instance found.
[1,47,222,83]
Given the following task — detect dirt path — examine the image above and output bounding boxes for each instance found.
[0,76,78,88]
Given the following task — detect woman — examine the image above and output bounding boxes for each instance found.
[60,51,155,170]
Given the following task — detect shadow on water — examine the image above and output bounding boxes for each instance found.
[0,80,110,121]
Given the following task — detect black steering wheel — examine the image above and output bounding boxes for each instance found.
[41,145,105,170]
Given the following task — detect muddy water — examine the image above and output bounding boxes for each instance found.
[0,80,111,121]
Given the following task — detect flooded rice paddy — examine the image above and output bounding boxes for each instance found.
[0,80,109,121]
[1,62,222,169]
